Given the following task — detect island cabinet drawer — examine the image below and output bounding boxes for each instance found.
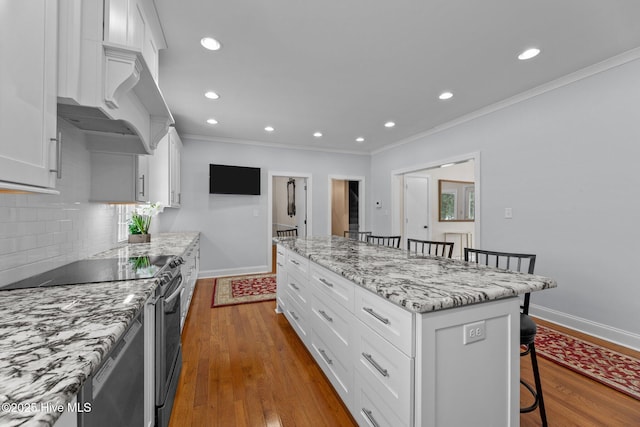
[354,286,415,357]
[283,292,310,345]
[285,269,310,308]
[355,319,414,426]
[310,290,353,350]
[309,264,355,312]
[354,371,409,427]
[286,250,309,276]
[310,327,353,409]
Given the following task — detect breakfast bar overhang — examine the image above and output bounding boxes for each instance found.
[275,236,557,427]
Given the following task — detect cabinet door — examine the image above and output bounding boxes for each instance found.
[169,130,182,206]
[0,0,58,189]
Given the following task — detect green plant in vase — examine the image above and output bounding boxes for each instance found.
[128,202,164,243]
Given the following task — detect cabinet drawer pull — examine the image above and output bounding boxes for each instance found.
[362,352,389,377]
[318,310,333,322]
[277,262,284,267]
[289,282,300,291]
[318,277,334,288]
[362,408,380,427]
[290,259,300,266]
[363,307,390,325]
[288,310,299,321]
[318,348,333,365]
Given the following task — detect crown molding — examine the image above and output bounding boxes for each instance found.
[372,47,640,156]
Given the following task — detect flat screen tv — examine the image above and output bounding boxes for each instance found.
[209,164,261,195]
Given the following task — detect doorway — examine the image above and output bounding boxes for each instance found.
[268,171,312,271]
[391,154,480,258]
[328,175,365,237]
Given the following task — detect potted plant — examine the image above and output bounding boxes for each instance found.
[128,202,164,243]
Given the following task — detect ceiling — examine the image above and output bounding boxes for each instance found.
[154,0,640,154]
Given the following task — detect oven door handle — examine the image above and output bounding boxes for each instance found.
[164,276,184,305]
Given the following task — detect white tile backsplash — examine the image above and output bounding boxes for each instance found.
[0,122,118,287]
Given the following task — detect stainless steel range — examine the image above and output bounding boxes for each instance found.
[2,255,185,427]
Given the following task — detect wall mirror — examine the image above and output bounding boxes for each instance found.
[439,180,475,221]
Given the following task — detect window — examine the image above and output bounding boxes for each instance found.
[116,205,135,242]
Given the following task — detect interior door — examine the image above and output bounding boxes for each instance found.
[295,178,307,236]
[404,176,430,242]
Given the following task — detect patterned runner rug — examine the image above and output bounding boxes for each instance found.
[535,325,640,400]
[211,273,277,307]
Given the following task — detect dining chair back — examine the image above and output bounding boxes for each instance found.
[366,235,401,248]
[407,239,454,258]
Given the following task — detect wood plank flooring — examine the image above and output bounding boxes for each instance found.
[171,279,640,426]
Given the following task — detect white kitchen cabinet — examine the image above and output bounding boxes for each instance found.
[0,0,59,193]
[150,127,182,208]
[277,246,519,426]
[180,236,200,332]
[90,152,150,203]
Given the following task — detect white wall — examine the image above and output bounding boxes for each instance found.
[371,57,640,349]
[157,137,370,277]
[0,121,118,287]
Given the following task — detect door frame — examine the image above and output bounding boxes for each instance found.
[268,171,313,268]
[390,151,481,247]
[327,175,366,236]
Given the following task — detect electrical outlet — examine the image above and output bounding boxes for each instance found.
[463,320,486,345]
[504,207,513,219]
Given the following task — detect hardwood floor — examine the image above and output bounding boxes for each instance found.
[171,279,640,426]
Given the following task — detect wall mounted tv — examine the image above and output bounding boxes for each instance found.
[209,164,261,195]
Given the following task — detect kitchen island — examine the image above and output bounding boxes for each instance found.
[275,236,556,427]
[0,232,199,427]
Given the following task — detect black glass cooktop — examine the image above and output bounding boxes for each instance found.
[1,255,173,290]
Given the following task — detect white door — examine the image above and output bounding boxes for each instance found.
[295,178,307,236]
[404,176,430,242]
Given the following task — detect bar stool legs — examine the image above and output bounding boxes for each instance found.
[521,342,548,427]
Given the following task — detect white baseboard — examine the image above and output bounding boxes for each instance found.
[198,265,271,279]
[530,304,640,352]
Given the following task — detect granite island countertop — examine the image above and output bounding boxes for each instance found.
[0,232,199,427]
[277,236,557,313]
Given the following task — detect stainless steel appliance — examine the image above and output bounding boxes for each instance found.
[154,257,184,427]
[78,312,145,427]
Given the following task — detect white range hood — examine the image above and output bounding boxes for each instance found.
[57,0,173,154]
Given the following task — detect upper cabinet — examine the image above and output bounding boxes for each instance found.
[150,127,182,208]
[90,152,149,203]
[57,0,173,155]
[0,0,60,193]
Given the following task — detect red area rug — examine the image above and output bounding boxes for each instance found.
[535,325,640,400]
[211,273,276,307]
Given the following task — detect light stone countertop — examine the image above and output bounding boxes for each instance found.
[277,236,557,313]
[0,232,199,427]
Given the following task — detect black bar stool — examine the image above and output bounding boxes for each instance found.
[464,248,548,427]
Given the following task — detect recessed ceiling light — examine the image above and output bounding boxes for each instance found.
[355,137,365,143]
[205,91,219,99]
[264,126,275,132]
[439,91,453,100]
[201,37,221,51]
[313,132,322,138]
[206,118,218,125]
[384,121,396,128]
[518,48,540,60]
